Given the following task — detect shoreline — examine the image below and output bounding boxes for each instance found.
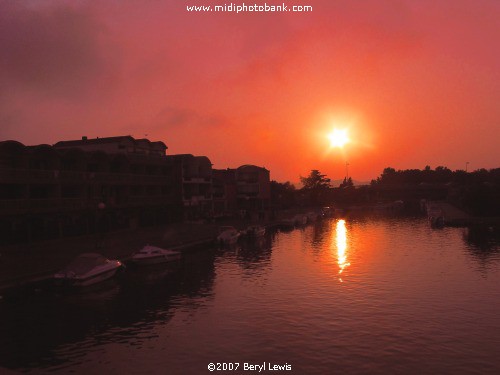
[0,221,220,294]
[2,205,498,295]
[0,215,283,294]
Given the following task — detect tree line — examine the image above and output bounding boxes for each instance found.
[271,166,500,216]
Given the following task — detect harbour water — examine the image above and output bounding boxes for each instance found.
[1,216,499,374]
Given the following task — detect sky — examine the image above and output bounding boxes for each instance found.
[1,0,499,183]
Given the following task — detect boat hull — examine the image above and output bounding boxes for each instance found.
[55,266,120,287]
[74,267,120,287]
[131,253,181,266]
[217,228,241,246]
[219,235,239,246]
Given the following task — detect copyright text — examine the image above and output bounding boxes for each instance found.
[207,362,292,372]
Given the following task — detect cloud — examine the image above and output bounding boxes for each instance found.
[0,0,498,179]
[154,106,228,130]
[0,1,120,99]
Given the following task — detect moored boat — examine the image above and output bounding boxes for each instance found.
[306,212,320,223]
[54,253,122,287]
[217,226,241,245]
[293,214,308,226]
[278,219,295,231]
[245,225,266,237]
[427,205,445,228]
[131,245,181,265]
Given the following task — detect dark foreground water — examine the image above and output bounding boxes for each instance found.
[1,216,499,374]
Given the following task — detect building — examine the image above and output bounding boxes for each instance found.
[0,135,271,244]
[213,165,270,219]
[212,168,237,217]
[54,136,167,157]
[236,165,271,214]
[0,136,180,245]
[168,154,213,221]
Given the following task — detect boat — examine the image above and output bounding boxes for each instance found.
[217,226,241,245]
[427,205,445,228]
[321,206,334,218]
[334,208,345,217]
[293,214,308,226]
[54,253,122,287]
[245,225,266,237]
[130,245,181,265]
[277,219,295,231]
[306,212,320,223]
[429,215,445,228]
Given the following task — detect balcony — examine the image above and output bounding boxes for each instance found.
[0,168,57,183]
[182,194,212,205]
[237,178,258,184]
[0,168,171,185]
[0,198,101,214]
[183,176,211,183]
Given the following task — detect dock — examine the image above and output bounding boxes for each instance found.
[425,201,500,227]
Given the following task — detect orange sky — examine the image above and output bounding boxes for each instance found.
[1,0,499,183]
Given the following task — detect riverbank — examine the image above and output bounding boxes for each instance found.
[0,209,317,293]
[0,218,253,293]
[4,203,494,294]
[0,207,325,293]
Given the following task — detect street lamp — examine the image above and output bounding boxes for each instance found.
[345,162,349,179]
[465,161,469,172]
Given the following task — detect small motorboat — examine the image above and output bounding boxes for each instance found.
[217,226,241,245]
[54,253,122,287]
[427,205,445,228]
[245,225,266,237]
[131,245,181,265]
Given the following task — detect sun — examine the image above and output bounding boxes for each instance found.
[327,129,349,148]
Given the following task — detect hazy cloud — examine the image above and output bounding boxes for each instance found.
[0,1,120,98]
[1,0,498,179]
[154,107,227,130]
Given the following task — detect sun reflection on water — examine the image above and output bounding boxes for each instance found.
[335,219,350,282]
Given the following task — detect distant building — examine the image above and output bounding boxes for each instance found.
[167,154,213,221]
[213,165,270,219]
[54,136,167,157]
[0,136,179,245]
[236,165,271,213]
[212,169,237,217]
[0,135,271,244]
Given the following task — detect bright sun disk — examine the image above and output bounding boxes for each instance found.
[328,129,349,148]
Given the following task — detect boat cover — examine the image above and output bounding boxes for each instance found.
[62,253,109,275]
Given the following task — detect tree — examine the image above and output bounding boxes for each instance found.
[270,180,296,208]
[300,170,331,190]
[299,170,331,206]
[339,177,354,188]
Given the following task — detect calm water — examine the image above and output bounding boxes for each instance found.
[1,216,500,374]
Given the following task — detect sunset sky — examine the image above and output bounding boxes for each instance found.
[1,0,499,183]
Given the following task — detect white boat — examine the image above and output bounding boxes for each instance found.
[54,253,122,287]
[246,225,266,237]
[131,245,181,265]
[217,226,241,245]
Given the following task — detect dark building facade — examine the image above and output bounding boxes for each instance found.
[0,136,272,244]
[212,168,237,217]
[213,165,271,219]
[167,154,213,221]
[0,137,181,245]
